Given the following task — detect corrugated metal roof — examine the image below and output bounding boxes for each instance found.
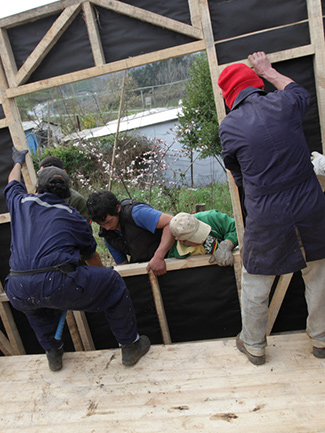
[63,107,182,142]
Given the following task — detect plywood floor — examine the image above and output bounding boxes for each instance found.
[1,332,325,433]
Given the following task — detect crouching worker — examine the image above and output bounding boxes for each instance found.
[4,148,150,372]
[167,210,238,266]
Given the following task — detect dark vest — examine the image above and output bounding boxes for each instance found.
[99,199,163,263]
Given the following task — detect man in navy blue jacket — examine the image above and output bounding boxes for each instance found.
[218,51,325,365]
[4,149,150,371]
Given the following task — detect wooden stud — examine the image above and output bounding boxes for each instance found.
[267,273,293,336]
[0,302,25,355]
[82,2,106,66]
[0,28,18,88]
[188,0,202,29]
[66,310,84,351]
[72,311,95,351]
[307,0,325,152]
[0,329,13,356]
[0,61,36,193]
[148,269,172,345]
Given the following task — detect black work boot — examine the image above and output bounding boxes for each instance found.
[313,346,325,358]
[121,335,151,366]
[236,335,266,366]
[46,346,64,371]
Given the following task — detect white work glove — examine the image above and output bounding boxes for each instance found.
[311,151,325,176]
[209,240,234,266]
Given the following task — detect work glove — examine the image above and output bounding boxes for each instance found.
[12,147,28,166]
[311,151,325,176]
[209,240,234,266]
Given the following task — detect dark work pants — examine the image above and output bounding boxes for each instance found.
[5,266,138,351]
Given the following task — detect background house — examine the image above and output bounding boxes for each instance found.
[63,106,227,187]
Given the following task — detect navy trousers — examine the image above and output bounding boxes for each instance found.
[5,266,138,351]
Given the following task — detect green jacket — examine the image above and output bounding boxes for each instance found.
[65,189,90,223]
[167,209,238,259]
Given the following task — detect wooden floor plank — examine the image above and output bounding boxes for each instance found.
[0,332,324,433]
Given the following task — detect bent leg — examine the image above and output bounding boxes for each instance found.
[240,267,275,356]
[302,258,325,349]
[48,266,139,346]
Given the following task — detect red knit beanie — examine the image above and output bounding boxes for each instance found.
[218,63,264,109]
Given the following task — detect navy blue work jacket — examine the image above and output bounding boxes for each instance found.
[4,180,96,272]
[219,83,325,275]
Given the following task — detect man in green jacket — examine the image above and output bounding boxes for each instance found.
[39,156,90,223]
[168,210,238,266]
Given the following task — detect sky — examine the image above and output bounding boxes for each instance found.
[0,0,55,19]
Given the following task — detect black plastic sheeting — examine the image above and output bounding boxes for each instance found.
[8,13,95,83]
[0,264,308,355]
[96,6,196,66]
[118,0,192,24]
[209,0,308,42]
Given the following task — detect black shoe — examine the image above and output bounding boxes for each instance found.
[46,346,64,371]
[236,335,266,366]
[122,335,151,366]
[313,346,325,358]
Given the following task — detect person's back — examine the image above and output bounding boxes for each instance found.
[217,50,325,365]
[6,181,94,272]
[220,84,313,192]
[5,157,151,371]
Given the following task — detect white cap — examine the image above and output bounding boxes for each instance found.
[170,212,211,244]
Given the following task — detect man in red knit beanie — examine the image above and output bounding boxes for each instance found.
[218,63,264,109]
[217,51,325,365]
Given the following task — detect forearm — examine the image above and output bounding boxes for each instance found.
[85,251,105,267]
[8,163,22,183]
[248,51,293,90]
[153,226,175,261]
[258,67,293,91]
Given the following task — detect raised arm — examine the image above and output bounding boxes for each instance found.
[248,51,294,90]
[8,148,29,183]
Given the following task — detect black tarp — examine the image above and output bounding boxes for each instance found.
[0,264,308,354]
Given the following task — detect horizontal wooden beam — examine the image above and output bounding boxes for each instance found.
[218,45,315,71]
[6,40,206,98]
[0,213,10,224]
[0,118,8,129]
[0,252,241,303]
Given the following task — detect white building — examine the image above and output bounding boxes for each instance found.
[63,107,226,186]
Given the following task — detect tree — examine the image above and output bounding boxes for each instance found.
[177,53,222,162]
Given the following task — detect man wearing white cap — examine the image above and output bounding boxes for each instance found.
[168,210,238,266]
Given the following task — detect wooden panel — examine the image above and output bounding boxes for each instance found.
[0,333,324,432]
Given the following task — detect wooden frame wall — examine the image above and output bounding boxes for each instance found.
[0,0,324,355]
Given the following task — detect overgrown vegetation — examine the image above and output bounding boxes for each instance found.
[177,53,221,161]
[33,139,232,217]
